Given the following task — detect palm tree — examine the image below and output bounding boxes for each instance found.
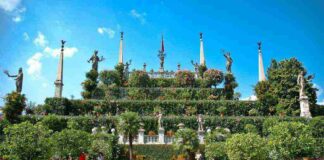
[117,111,140,160]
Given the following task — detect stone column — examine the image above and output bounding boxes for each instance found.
[199,32,205,66]
[300,95,312,118]
[158,128,165,144]
[258,42,266,82]
[118,32,124,64]
[138,128,145,144]
[54,40,65,98]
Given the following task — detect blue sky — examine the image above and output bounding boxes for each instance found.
[0,0,323,106]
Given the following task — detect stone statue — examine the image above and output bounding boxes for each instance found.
[224,52,233,73]
[197,114,204,131]
[158,50,166,72]
[87,50,104,71]
[177,63,181,71]
[4,68,23,93]
[157,112,163,129]
[297,71,306,97]
[143,63,147,72]
[124,60,132,79]
[191,60,199,77]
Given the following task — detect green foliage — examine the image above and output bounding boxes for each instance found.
[255,58,317,115]
[203,69,224,88]
[43,97,75,115]
[268,122,316,159]
[226,133,268,160]
[3,91,26,123]
[309,116,324,138]
[52,129,91,158]
[205,128,231,160]
[82,69,99,99]
[1,122,52,160]
[244,124,258,134]
[248,108,259,116]
[0,119,10,137]
[99,70,122,86]
[88,133,120,160]
[128,70,150,87]
[262,117,280,136]
[40,114,67,132]
[175,70,195,87]
[173,128,199,159]
[223,73,238,100]
[150,78,175,87]
[129,145,177,160]
[117,111,141,160]
[115,63,125,85]
[198,65,207,78]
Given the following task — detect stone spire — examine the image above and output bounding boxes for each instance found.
[258,42,266,81]
[118,32,124,64]
[54,40,65,98]
[199,32,205,66]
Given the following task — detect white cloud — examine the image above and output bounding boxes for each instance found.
[97,27,115,38]
[241,95,258,101]
[27,52,43,78]
[33,32,48,47]
[23,32,29,41]
[12,15,21,22]
[44,47,78,58]
[130,9,146,24]
[0,0,21,12]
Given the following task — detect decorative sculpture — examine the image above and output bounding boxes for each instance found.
[158,51,166,72]
[157,112,163,129]
[177,63,181,71]
[297,71,306,97]
[124,60,132,79]
[143,63,147,72]
[197,114,204,131]
[88,50,104,72]
[191,60,199,77]
[4,68,23,93]
[223,51,233,73]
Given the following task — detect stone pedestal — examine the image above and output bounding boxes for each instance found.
[138,128,145,144]
[158,128,165,144]
[198,130,205,144]
[300,96,312,118]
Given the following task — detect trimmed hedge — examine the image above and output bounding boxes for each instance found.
[104,87,224,100]
[41,98,262,116]
[19,115,313,137]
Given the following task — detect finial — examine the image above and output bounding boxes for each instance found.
[200,32,203,39]
[121,32,124,40]
[61,40,66,51]
[257,41,262,50]
[94,50,98,54]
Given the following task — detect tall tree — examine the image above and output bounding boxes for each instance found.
[255,58,317,115]
[81,69,99,99]
[117,112,141,160]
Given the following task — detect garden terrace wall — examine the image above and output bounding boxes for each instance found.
[103,87,224,100]
[42,98,263,116]
[19,115,312,136]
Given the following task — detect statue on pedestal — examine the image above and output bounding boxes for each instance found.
[297,71,306,97]
[197,114,204,131]
[191,60,199,77]
[157,112,163,129]
[88,50,104,72]
[158,51,166,72]
[4,67,23,93]
[143,63,147,72]
[124,60,132,79]
[177,63,181,71]
[223,51,233,73]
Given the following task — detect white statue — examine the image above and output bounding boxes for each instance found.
[197,114,204,131]
[157,113,163,129]
[297,71,306,97]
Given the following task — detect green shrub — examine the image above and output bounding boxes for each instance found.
[262,117,280,136]
[223,73,238,100]
[248,108,259,116]
[205,128,231,160]
[226,133,268,160]
[198,65,207,78]
[203,69,224,88]
[173,128,199,160]
[268,122,316,159]
[52,129,91,158]
[88,133,120,160]
[3,91,26,123]
[81,69,99,99]
[44,97,74,115]
[2,122,52,160]
[150,78,175,87]
[244,124,258,134]
[130,145,177,160]
[0,118,10,136]
[40,114,67,132]
[128,70,150,87]
[99,70,121,86]
[308,116,324,138]
[175,70,195,87]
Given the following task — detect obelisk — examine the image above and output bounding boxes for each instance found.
[258,42,266,81]
[200,32,205,66]
[54,40,65,98]
[118,32,124,64]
